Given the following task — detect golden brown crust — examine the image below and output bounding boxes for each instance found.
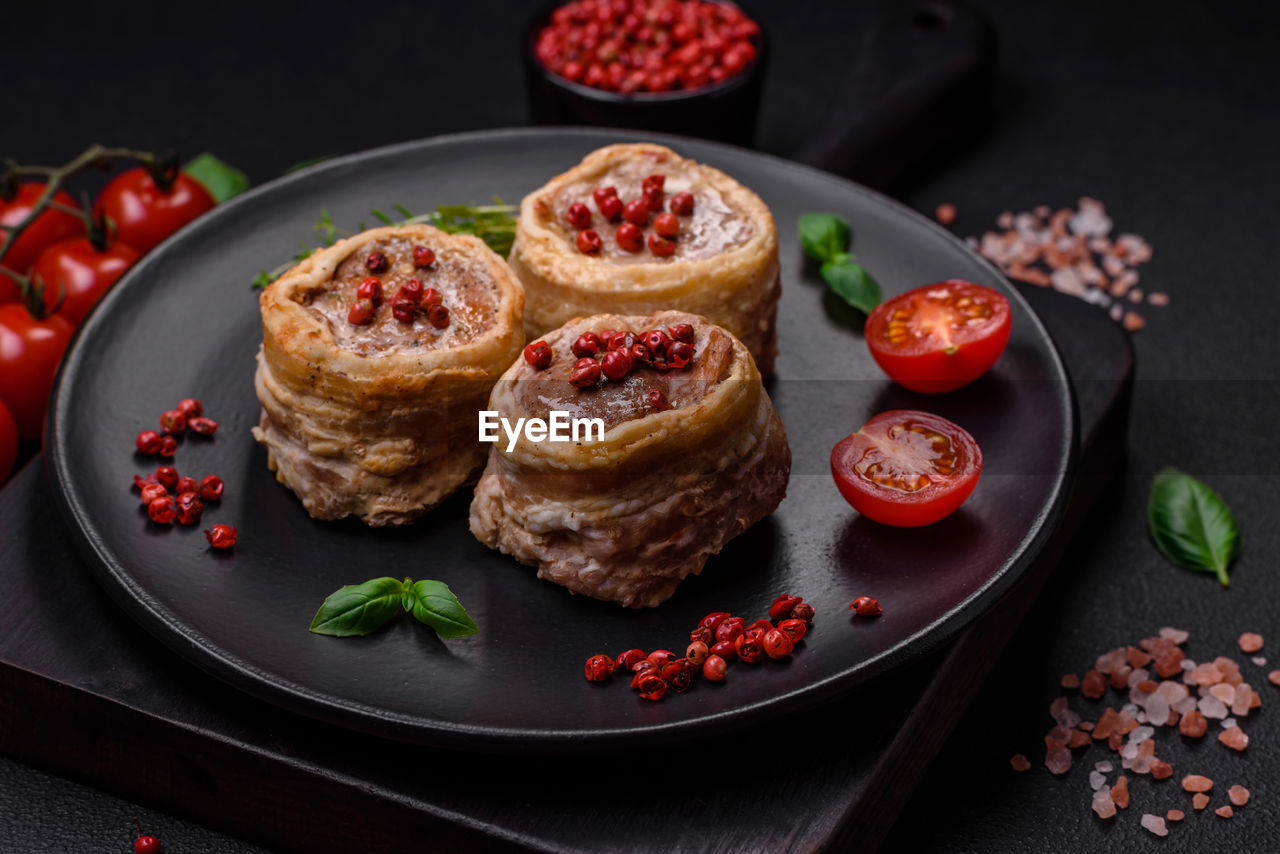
[510,143,780,374]
[253,224,524,525]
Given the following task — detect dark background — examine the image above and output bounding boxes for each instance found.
[4,0,1279,851]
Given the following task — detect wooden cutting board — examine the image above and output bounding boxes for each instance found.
[0,284,1130,853]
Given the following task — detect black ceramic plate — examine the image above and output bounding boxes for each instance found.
[47,128,1074,750]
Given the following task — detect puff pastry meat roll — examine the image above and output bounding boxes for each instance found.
[510,143,781,374]
[253,224,524,526]
[470,310,790,607]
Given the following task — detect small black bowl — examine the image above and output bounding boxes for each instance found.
[522,2,768,146]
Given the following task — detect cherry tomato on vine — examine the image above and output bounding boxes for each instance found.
[864,280,1011,393]
[0,398,17,484]
[93,168,215,253]
[830,409,982,527]
[0,304,74,440]
[0,183,87,304]
[31,236,140,326]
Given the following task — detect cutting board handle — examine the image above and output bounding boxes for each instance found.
[793,0,996,190]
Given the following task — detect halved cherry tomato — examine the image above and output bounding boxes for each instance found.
[0,183,87,304]
[830,409,982,527]
[0,303,74,440]
[865,280,1011,393]
[31,236,140,326]
[93,167,215,254]
[0,397,17,484]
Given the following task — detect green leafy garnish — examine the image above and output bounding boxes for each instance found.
[798,213,881,313]
[310,576,478,638]
[1147,467,1240,587]
[183,153,249,203]
[798,213,851,263]
[251,201,517,289]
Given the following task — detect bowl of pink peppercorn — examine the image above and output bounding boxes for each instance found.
[525,0,768,145]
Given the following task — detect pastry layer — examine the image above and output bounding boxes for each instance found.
[469,310,790,607]
[510,143,781,374]
[253,224,524,525]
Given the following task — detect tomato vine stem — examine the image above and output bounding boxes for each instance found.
[0,144,156,315]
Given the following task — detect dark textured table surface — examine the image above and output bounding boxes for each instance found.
[4,0,1279,851]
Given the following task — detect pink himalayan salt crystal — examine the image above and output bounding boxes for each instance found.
[1173,696,1198,716]
[1159,626,1189,644]
[1095,760,1113,773]
[1232,685,1254,717]
[1145,693,1171,726]
[1209,683,1237,704]
[1089,770,1107,790]
[1193,793,1211,810]
[1091,788,1117,819]
[1222,718,1237,729]
[1010,753,1031,772]
[1216,805,1235,819]
[1140,814,1169,837]
[1111,776,1130,808]
[1214,657,1243,686]
[1061,673,1080,689]
[1219,727,1249,751]
[1050,696,1082,727]
[1127,668,1150,689]
[1199,696,1229,719]
[1228,784,1251,806]
[1186,663,1224,686]
[1182,775,1214,792]
[1081,670,1107,699]
[1251,656,1266,666]
[1239,632,1264,653]
[1270,670,1280,686]
[1150,759,1173,780]
[1157,680,1188,704]
[1097,648,1127,674]
[1166,809,1184,821]
[1046,748,1072,775]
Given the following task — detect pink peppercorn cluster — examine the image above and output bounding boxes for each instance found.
[347,245,449,329]
[535,0,761,95]
[524,321,697,402]
[130,397,236,550]
[582,593,814,701]
[134,397,217,458]
[567,174,696,256]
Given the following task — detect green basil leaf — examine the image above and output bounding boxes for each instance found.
[407,580,478,639]
[798,213,851,263]
[1147,467,1239,587]
[821,260,882,314]
[309,577,406,636]
[183,153,249,203]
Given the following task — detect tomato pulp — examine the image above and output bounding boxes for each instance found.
[32,236,140,325]
[93,168,215,254]
[0,184,87,304]
[865,280,1011,393]
[830,409,983,527]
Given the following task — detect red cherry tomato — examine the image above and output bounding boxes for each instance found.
[93,168,215,254]
[0,304,74,440]
[830,410,982,527]
[865,280,1011,393]
[31,237,140,326]
[0,397,17,484]
[0,183,87,304]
